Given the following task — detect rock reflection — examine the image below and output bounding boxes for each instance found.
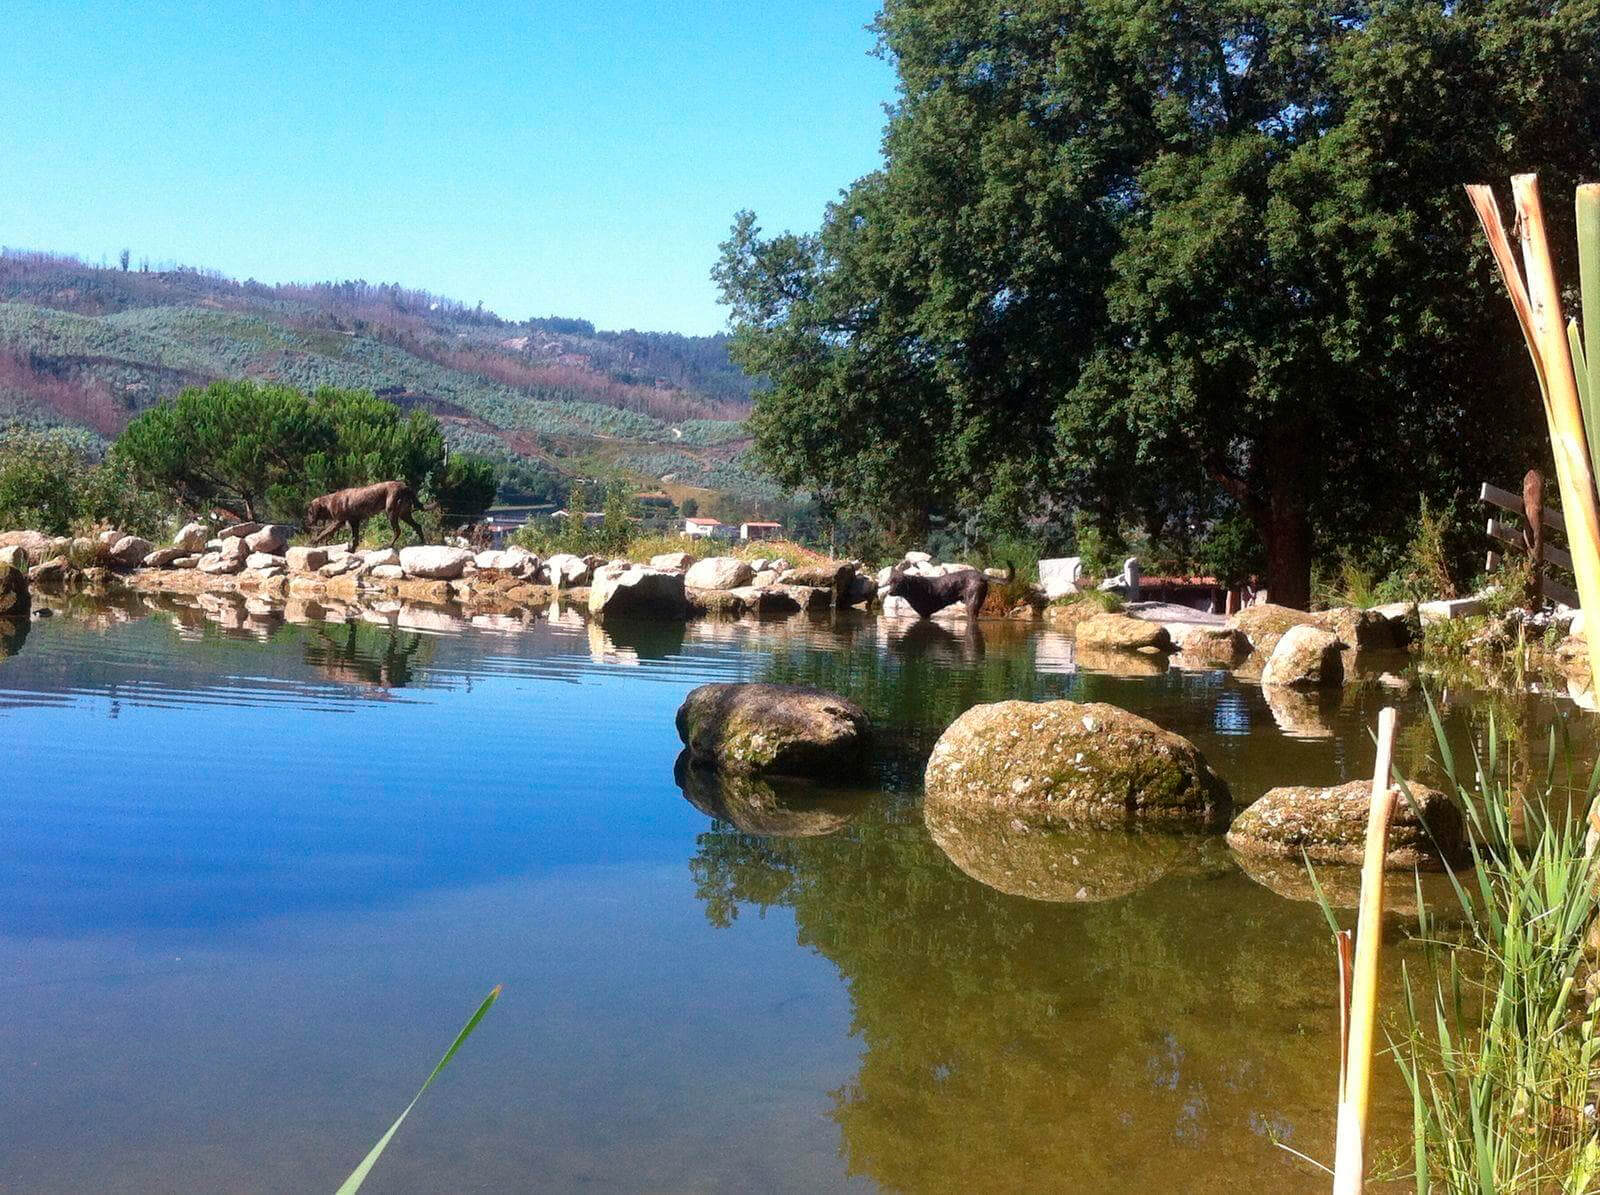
[1075,645,1169,677]
[924,800,1185,902]
[687,798,1390,1191]
[676,751,868,838]
[1231,850,1472,917]
[1262,684,1339,739]
[0,614,28,660]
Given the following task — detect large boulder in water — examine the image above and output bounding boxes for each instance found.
[685,556,753,591]
[675,752,866,837]
[590,566,688,620]
[676,682,870,777]
[1261,625,1344,688]
[1074,613,1173,652]
[923,700,1230,828]
[925,801,1186,903]
[1230,603,1317,656]
[1227,779,1465,868]
[399,545,472,580]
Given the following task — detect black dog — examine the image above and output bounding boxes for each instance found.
[886,561,1014,620]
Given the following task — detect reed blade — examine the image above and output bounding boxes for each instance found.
[335,985,503,1195]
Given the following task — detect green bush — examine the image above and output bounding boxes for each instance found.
[0,425,167,537]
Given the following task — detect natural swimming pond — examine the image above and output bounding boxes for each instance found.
[1,595,1593,1192]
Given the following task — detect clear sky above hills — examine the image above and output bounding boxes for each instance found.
[1,1,892,335]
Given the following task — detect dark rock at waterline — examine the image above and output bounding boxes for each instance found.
[676,682,871,777]
[1226,779,1466,869]
[924,800,1187,903]
[675,752,867,838]
[0,555,29,620]
[589,566,689,620]
[923,700,1231,829]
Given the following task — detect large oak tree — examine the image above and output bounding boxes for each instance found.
[717,0,1600,606]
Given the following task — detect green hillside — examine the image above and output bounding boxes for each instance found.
[0,250,780,502]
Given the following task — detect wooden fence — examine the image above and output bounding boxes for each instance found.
[1479,480,1580,607]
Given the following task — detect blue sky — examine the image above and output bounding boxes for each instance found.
[1,1,893,335]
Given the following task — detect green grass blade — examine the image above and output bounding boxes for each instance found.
[1579,185,1600,415]
[336,984,503,1195]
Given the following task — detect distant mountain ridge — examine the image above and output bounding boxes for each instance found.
[0,249,775,500]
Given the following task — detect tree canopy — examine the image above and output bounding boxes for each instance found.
[716,0,1600,605]
[111,380,496,525]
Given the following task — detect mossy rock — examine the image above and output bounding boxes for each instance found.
[676,682,871,777]
[1226,779,1466,868]
[923,700,1231,829]
[925,801,1186,902]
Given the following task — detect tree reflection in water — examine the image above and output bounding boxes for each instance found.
[689,790,1404,1192]
[303,622,430,694]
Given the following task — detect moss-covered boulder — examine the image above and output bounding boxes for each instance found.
[676,682,871,777]
[923,700,1231,828]
[675,752,866,837]
[1261,624,1345,688]
[925,801,1186,902]
[1226,779,1465,868]
[1230,603,1317,656]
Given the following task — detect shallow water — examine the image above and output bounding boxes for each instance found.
[0,596,1592,1192]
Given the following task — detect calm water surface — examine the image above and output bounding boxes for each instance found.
[0,594,1591,1193]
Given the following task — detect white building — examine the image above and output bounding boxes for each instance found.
[684,516,734,540]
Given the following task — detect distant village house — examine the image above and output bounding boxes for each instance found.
[739,521,782,541]
[684,516,735,540]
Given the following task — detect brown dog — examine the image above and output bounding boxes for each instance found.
[887,561,1013,620]
[306,481,424,550]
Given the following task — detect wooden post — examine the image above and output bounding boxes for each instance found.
[1524,468,1545,608]
[1332,706,1400,1195]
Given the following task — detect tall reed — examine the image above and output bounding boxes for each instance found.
[1386,703,1600,1192]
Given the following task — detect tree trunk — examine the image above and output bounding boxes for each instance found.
[1261,497,1312,610]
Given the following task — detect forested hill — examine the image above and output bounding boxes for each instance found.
[0,249,775,502]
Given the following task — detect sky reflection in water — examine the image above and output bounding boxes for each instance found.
[0,600,1589,1192]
